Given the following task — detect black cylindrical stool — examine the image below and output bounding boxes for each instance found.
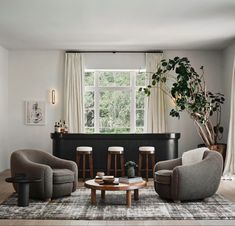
[76,146,94,181]
[138,146,155,181]
[107,146,125,177]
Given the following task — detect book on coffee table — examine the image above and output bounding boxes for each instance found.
[119,177,143,184]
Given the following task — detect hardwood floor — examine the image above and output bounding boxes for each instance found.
[0,170,235,226]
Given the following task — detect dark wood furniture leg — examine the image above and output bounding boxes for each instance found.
[82,154,86,181]
[134,189,139,201]
[107,152,111,175]
[89,153,94,178]
[146,154,149,182]
[126,190,132,207]
[114,154,117,177]
[151,153,155,176]
[101,190,105,199]
[91,189,96,204]
[138,152,142,177]
[120,154,125,177]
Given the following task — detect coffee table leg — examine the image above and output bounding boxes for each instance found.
[101,190,105,199]
[18,183,29,207]
[134,189,139,201]
[126,190,132,207]
[91,189,96,204]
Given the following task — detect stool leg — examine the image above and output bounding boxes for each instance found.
[146,154,149,182]
[89,154,94,178]
[82,154,86,181]
[120,154,125,177]
[114,154,117,177]
[107,152,111,175]
[151,153,155,177]
[138,152,142,177]
[76,153,81,179]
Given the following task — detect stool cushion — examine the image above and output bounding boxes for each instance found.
[108,146,124,153]
[155,169,172,185]
[53,169,75,184]
[76,146,92,152]
[139,146,155,152]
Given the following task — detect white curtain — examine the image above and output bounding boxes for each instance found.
[146,53,166,133]
[223,57,235,179]
[64,53,84,133]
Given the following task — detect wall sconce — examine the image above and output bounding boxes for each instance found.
[51,89,56,105]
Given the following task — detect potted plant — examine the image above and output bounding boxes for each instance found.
[140,57,225,156]
[125,161,137,178]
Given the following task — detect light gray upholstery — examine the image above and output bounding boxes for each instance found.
[154,150,223,201]
[10,149,78,200]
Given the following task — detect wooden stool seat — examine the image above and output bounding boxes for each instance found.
[107,146,125,177]
[138,146,155,181]
[76,146,94,181]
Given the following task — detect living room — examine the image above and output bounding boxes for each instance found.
[0,0,235,225]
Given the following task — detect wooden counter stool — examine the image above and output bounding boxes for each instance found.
[107,146,125,177]
[76,146,94,181]
[138,146,155,181]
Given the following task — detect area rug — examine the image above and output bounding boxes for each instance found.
[0,186,235,220]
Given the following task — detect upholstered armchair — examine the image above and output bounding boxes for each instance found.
[11,149,78,200]
[154,150,223,201]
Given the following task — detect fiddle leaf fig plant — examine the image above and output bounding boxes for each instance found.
[140,56,225,146]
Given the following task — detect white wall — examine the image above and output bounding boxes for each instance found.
[0,46,8,171]
[8,51,64,160]
[7,49,223,168]
[222,40,235,144]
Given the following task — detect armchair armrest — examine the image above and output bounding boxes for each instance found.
[11,155,53,199]
[43,154,78,191]
[154,157,182,172]
[153,157,182,180]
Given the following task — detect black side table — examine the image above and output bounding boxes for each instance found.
[5,175,41,207]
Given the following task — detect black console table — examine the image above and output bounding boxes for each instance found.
[51,133,180,174]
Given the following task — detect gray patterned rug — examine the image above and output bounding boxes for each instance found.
[0,186,235,220]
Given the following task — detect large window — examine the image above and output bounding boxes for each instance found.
[84,70,146,133]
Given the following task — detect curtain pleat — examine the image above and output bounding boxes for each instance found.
[146,53,166,133]
[64,53,84,133]
[223,57,235,179]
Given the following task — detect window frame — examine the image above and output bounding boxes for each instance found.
[84,69,146,133]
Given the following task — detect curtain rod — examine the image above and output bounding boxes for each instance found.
[66,50,163,54]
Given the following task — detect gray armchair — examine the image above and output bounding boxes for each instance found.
[11,149,78,200]
[154,150,223,201]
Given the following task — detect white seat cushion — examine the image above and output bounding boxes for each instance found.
[108,146,124,152]
[76,146,92,152]
[139,146,155,152]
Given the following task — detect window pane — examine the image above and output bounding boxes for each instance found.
[136,109,144,127]
[85,127,95,133]
[113,71,130,86]
[84,72,94,86]
[99,128,130,133]
[136,127,144,133]
[85,109,94,127]
[98,71,114,86]
[136,72,146,86]
[84,91,94,108]
[99,71,130,87]
[136,90,145,109]
[99,90,130,130]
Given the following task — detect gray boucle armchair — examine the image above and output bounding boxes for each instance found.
[11,149,78,200]
[154,150,223,201]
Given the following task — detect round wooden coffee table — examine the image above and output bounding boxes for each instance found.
[84,179,146,207]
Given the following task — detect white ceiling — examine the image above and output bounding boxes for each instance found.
[0,0,235,50]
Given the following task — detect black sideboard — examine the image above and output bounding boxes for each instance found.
[51,133,180,173]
